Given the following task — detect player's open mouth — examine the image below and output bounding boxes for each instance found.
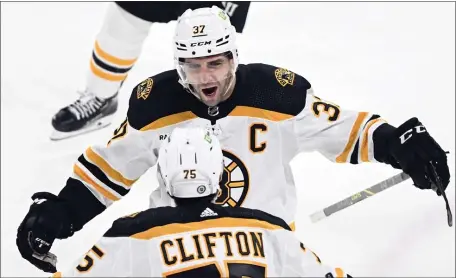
[202,86,217,97]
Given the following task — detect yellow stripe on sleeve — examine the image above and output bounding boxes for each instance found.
[74,164,119,201]
[360,118,384,162]
[336,112,369,163]
[85,147,137,187]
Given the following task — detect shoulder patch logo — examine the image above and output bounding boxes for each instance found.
[137,78,153,100]
[274,68,295,87]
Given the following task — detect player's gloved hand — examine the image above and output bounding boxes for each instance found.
[389,117,450,194]
[16,192,75,273]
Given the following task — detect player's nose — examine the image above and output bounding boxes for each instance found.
[199,71,213,84]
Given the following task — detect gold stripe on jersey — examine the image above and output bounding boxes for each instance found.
[52,272,61,278]
[94,41,137,67]
[336,112,369,163]
[74,164,120,201]
[131,217,286,240]
[289,222,295,231]
[335,267,345,277]
[85,147,137,187]
[140,111,198,131]
[90,59,127,82]
[229,106,293,121]
[360,118,385,162]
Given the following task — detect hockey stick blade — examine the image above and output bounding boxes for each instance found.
[429,162,453,227]
[310,172,410,223]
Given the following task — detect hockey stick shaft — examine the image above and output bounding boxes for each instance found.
[310,172,410,223]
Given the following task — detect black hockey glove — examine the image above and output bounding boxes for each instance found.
[389,117,450,194]
[16,192,75,273]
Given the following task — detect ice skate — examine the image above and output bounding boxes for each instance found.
[50,90,118,140]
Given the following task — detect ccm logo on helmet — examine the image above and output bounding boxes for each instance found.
[191,41,211,47]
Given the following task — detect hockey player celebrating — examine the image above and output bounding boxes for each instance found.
[50,1,250,140]
[50,127,350,277]
[17,6,450,273]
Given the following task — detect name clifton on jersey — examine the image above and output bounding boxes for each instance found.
[160,230,265,266]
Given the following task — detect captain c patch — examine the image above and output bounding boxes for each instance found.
[137,78,153,100]
[275,68,295,87]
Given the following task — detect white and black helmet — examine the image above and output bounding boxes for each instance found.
[157,127,224,199]
[173,6,239,94]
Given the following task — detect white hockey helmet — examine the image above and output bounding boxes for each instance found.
[173,6,239,100]
[157,127,224,199]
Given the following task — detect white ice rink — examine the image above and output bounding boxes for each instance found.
[1,2,455,277]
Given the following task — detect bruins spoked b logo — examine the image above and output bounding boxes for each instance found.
[215,150,249,207]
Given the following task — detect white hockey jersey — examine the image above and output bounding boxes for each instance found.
[53,204,349,277]
[66,63,390,231]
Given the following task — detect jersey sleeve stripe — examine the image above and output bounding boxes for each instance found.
[336,112,369,163]
[335,267,346,277]
[86,147,137,186]
[288,222,296,231]
[349,138,360,164]
[130,217,286,240]
[228,106,293,121]
[94,41,137,67]
[78,154,129,196]
[73,164,120,201]
[349,115,380,164]
[360,118,385,162]
[140,111,198,131]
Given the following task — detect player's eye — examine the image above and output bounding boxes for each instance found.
[186,63,201,70]
[208,60,224,68]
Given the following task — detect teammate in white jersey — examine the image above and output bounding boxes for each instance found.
[17,6,450,274]
[52,127,350,277]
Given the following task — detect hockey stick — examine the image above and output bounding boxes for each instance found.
[309,172,410,223]
[429,163,453,227]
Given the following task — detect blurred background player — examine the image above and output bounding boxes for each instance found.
[51,127,350,277]
[50,1,250,140]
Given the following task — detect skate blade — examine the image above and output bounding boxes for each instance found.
[50,115,114,141]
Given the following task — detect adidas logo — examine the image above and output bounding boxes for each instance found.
[200,207,218,217]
